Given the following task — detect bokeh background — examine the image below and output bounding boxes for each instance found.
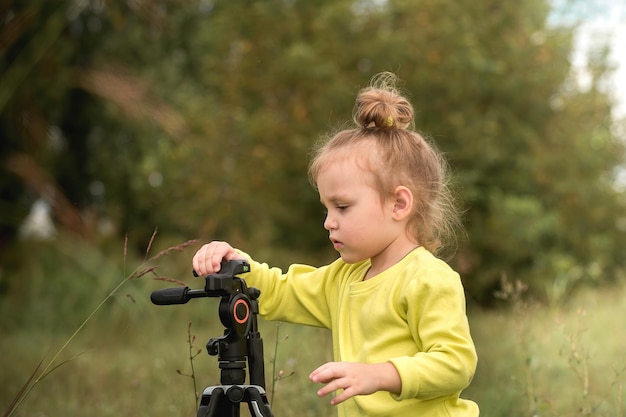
[1,1,625,416]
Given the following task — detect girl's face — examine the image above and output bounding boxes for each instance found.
[317,155,408,267]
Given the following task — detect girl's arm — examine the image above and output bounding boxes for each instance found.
[193,240,335,328]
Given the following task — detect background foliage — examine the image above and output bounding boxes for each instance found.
[2,0,625,303]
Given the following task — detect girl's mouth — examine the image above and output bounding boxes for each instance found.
[330,237,343,250]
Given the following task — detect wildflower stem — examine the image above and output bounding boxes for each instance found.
[187,321,200,409]
[271,322,281,403]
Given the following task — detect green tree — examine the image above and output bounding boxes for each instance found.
[2,0,624,304]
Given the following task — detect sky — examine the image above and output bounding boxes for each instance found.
[608,15,626,117]
[564,1,626,118]
[569,1,626,188]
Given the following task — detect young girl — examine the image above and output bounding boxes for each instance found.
[192,73,479,416]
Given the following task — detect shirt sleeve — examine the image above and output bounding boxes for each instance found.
[240,255,336,329]
[388,269,477,401]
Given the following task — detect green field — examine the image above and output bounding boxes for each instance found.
[1,238,624,416]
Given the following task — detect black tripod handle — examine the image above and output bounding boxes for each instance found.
[151,287,205,305]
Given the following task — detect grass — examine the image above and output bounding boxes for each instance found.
[0,300,334,416]
[1,236,625,416]
[465,281,626,416]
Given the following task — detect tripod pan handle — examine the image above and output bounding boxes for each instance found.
[151,287,191,305]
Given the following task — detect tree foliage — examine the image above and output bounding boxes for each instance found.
[1,0,624,304]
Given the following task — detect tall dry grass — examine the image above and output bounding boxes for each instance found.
[1,231,198,417]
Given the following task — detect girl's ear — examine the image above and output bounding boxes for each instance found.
[392,186,413,220]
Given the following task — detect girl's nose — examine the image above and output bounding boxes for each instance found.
[323,214,336,231]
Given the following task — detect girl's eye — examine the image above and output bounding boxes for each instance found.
[321,204,348,214]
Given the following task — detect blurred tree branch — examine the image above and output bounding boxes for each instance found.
[4,153,92,239]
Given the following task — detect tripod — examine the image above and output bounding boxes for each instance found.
[151,260,274,417]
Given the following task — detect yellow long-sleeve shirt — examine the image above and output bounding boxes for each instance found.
[240,247,479,417]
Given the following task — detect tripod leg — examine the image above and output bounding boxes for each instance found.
[245,387,274,417]
[197,387,227,417]
[198,386,248,417]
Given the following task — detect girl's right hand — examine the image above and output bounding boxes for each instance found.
[192,241,247,276]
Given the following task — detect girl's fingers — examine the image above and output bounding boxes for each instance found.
[193,242,246,275]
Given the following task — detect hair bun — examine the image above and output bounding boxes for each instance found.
[353,72,414,130]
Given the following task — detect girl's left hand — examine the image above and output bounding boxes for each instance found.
[309,361,401,405]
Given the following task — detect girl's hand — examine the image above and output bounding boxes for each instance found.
[192,241,247,276]
[309,361,401,405]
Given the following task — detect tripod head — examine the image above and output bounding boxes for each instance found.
[151,259,266,387]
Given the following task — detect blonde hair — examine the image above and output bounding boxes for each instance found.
[308,72,462,255]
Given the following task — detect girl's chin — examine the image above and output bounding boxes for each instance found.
[339,252,366,265]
